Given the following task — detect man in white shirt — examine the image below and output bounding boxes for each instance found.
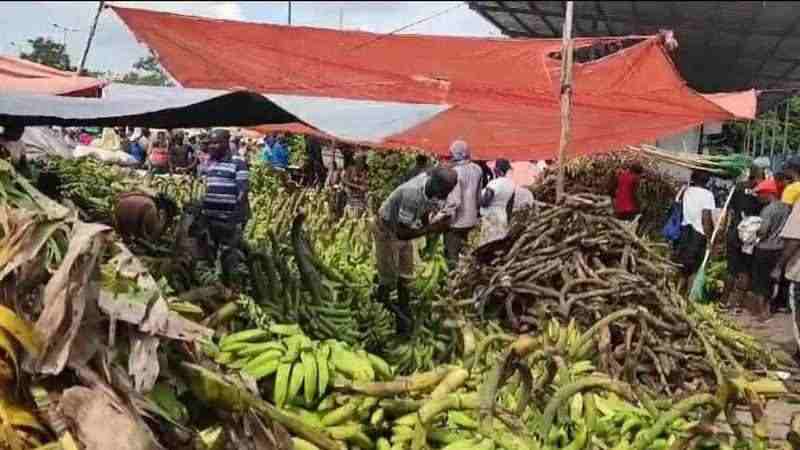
[513,186,535,211]
[678,170,716,291]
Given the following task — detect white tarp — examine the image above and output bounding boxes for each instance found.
[264,94,448,143]
[101,84,450,143]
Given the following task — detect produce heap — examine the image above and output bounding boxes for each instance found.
[245,162,455,374]
[531,151,679,236]
[0,154,794,449]
[452,194,780,397]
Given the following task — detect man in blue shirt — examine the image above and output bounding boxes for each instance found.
[201,129,250,282]
[269,136,290,169]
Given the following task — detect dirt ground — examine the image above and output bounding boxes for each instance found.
[722,310,800,442]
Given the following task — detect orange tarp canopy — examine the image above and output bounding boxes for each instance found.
[701,90,757,121]
[0,55,106,97]
[113,6,736,160]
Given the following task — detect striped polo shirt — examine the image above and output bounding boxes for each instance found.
[202,156,249,222]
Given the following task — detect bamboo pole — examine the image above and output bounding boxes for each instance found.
[556,1,575,204]
[77,1,105,76]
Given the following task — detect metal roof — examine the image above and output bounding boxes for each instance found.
[468,1,800,105]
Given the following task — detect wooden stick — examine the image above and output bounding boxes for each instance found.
[556,1,575,204]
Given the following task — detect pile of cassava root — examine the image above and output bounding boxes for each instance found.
[451,194,782,396]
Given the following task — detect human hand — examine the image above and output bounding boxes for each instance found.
[771,264,784,280]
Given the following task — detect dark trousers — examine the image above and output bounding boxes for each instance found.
[444,227,472,270]
[752,248,781,298]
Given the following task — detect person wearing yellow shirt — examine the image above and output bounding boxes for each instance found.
[781,157,800,205]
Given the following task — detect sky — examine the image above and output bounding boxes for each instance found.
[1,1,502,73]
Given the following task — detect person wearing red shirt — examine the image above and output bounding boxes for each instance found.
[611,163,644,221]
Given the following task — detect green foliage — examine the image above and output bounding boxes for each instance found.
[730,96,800,157]
[19,37,73,71]
[366,151,418,213]
[288,135,307,167]
[120,53,174,87]
[248,162,282,197]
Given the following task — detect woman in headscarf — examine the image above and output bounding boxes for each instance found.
[478,159,517,246]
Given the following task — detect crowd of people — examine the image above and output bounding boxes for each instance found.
[651,156,800,360]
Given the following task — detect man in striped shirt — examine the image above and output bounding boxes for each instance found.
[201,129,250,279]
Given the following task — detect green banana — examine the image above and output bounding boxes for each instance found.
[236,342,286,357]
[273,363,292,408]
[243,358,281,380]
[321,398,361,426]
[301,351,318,405]
[288,362,305,405]
[269,323,304,336]
[316,345,331,397]
[219,329,268,348]
[242,349,283,372]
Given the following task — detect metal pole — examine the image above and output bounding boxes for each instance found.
[783,100,791,156]
[555,1,575,204]
[288,1,292,25]
[339,9,344,30]
[770,120,779,170]
[744,121,751,155]
[760,120,767,157]
[77,1,105,76]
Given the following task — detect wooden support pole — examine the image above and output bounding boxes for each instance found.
[77,1,104,76]
[556,1,575,204]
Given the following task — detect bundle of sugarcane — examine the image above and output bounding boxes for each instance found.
[450,194,781,395]
[631,144,752,179]
[530,150,679,236]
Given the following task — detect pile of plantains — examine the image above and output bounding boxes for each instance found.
[452,194,782,396]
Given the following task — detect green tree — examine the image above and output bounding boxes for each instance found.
[120,53,173,87]
[19,37,73,71]
[729,97,800,158]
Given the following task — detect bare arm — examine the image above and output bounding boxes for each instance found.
[702,210,714,242]
[757,211,772,241]
[480,188,495,208]
[395,218,449,241]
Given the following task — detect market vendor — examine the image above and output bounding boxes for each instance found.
[772,188,800,363]
[610,163,643,221]
[147,130,170,174]
[478,159,516,246]
[168,130,197,174]
[113,192,179,243]
[677,170,715,293]
[375,167,458,335]
[200,128,250,282]
[441,140,483,271]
